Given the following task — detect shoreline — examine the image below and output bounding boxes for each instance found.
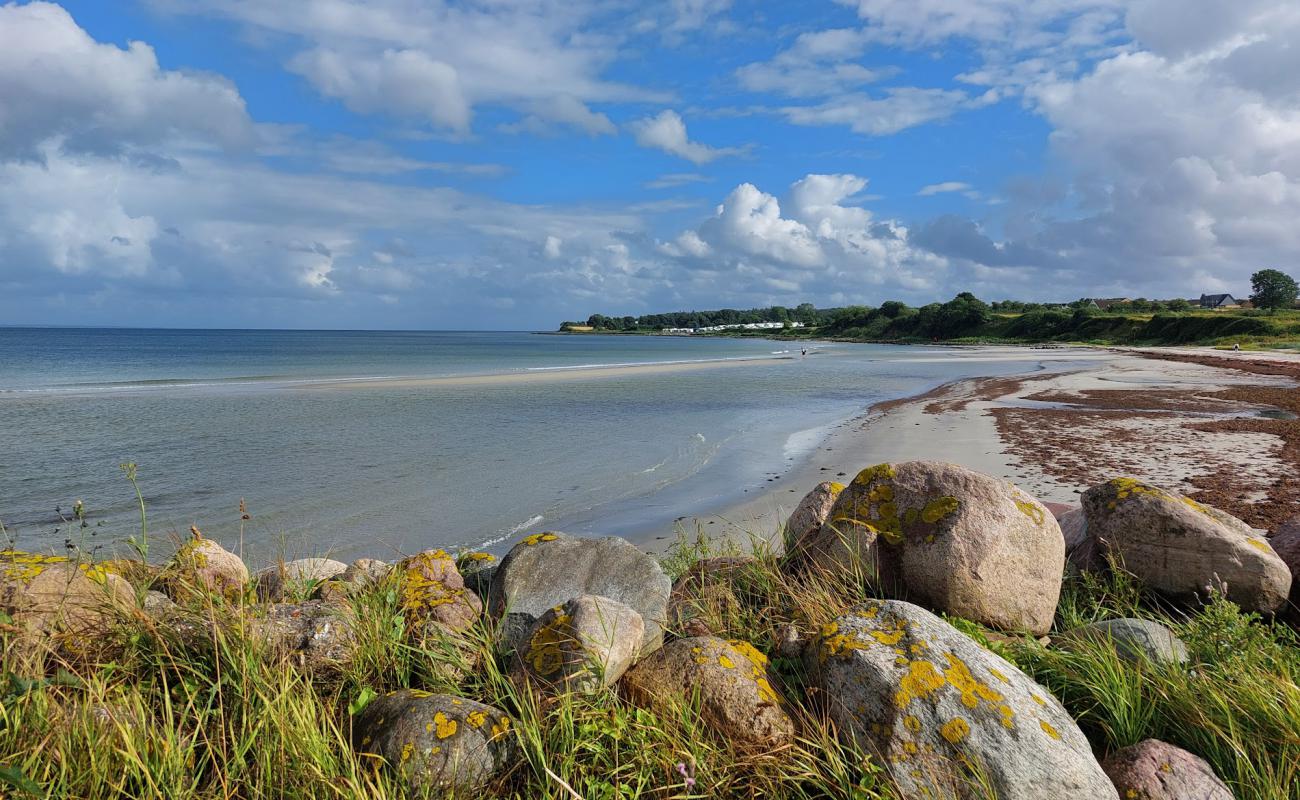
[661,346,1300,552]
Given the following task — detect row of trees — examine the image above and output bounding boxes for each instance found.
[567,303,834,332]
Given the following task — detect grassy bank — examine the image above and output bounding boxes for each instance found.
[2,526,1297,799]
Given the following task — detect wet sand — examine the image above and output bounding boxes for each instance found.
[662,347,1300,553]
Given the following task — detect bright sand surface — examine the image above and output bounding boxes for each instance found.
[670,346,1300,552]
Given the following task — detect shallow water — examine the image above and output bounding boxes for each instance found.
[0,328,1085,564]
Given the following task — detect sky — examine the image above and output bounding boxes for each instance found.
[1,1,1299,330]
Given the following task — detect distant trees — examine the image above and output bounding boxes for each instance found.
[1249,269,1299,311]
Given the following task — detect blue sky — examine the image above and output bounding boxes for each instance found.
[2,1,1298,329]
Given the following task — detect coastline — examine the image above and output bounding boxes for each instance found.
[661,346,1300,552]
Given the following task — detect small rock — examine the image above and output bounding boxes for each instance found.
[1058,506,1102,574]
[351,690,518,792]
[773,622,804,659]
[341,558,389,586]
[1082,478,1291,613]
[456,552,498,598]
[621,636,794,749]
[487,533,670,656]
[786,461,1065,635]
[256,558,348,601]
[1101,739,1233,800]
[160,536,249,602]
[782,481,844,551]
[248,600,356,673]
[1059,618,1188,665]
[392,550,482,633]
[806,599,1117,800]
[513,594,644,692]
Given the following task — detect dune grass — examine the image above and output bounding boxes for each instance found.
[2,526,1298,799]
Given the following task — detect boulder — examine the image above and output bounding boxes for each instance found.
[160,537,249,602]
[806,600,1117,800]
[391,550,482,633]
[666,556,756,632]
[621,636,794,749]
[1101,739,1234,800]
[247,600,356,673]
[1058,506,1102,574]
[783,481,844,550]
[351,690,518,792]
[1082,478,1291,613]
[487,533,670,656]
[513,594,644,692]
[342,558,389,586]
[787,461,1064,634]
[456,552,498,597]
[1,552,134,655]
[1270,515,1300,611]
[1058,618,1188,666]
[256,558,347,601]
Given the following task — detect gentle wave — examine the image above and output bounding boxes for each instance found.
[523,354,787,372]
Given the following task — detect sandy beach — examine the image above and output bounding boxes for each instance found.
[672,346,1300,550]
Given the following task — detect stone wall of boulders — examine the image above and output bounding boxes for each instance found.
[4,460,1291,797]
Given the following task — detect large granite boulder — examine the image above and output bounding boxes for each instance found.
[247,600,356,673]
[1058,618,1188,666]
[787,461,1064,634]
[255,558,347,601]
[1101,739,1234,800]
[666,556,756,634]
[391,550,482,633]
[513,594,644,692]
[487,533,670,656]
[807,600,1117,800]
[351,690,518,792]
[160,536,249,602]
[1058,506,1102,574]
[1270,515,1300,612]
[783,481,844,550]
[1,552,134,655]
[1082,478,1291,613]
[621,636,794,749]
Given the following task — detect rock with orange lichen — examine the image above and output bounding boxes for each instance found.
[785,461,1065,635]
[1082,477,1291,613]
[1101,739,1233,800]
[1,551,134,658]
[350,690,518,792]
[391,549,482,633]
[620,636,794,749]
[512,594,643,692]
[806,600,1116,800]
[487,533,670,657]
[158,537,249,603]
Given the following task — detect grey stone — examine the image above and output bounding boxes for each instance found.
[255,557,348,601]
[806,599,1117,800]
[1059,618,1188,665]
[512,594,644,692]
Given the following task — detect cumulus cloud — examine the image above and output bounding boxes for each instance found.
[630,111,744,164]
[0,1,253,159]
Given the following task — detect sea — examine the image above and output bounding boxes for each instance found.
[0,328,1078,564]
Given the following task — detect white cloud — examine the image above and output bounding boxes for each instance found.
[630,110,744,164]
[543,235,563,260]
[0,1,253,159]
[780,88,978,136]
[645,172,712,190]
[918,181,972,196]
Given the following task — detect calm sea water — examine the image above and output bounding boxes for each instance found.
[0,328,1067,564]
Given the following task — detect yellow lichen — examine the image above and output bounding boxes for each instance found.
[939,717,970,744]
[432,712,457,739]
[1246,538,1272,553]
[399,551,465,617]
[921,496,960,524]
[1039,719,1061,740]
[895,661,946,707]
[1014,500,1044,526]
[400,742,414,762]
[490,716,512,738]
[466,710,488,728]
[525,612,573,677]
[522,533,559,546]
[852,463,896,485]
[717,653,735,669]
[1,550,71,582]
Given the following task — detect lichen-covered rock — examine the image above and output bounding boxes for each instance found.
[513,594,644,692]
[391,549,482,633]
[1058,506,1102,574]
[256,558,348,601]
[806,600,1117,800]
[1082,478,1291,613]
[666,556,755,632]
[783,481,844,550]
[621,636,794,749]
[787,461,1064,634]
[456,551,498,597]
[1,551,134,654]
[351,690,518,792]
[160,537,249,602]
[1101,739,1234,800]
[1059,618,1188,666]
[1270,515,1300,613]
[247,600,356,672]
[98,558,159,586]
[487,532,670,656]
[342,558,389,585]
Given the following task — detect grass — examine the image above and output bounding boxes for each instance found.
[2,524,1298,799]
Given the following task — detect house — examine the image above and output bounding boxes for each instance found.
[1093,297,1131,311]
[1199,293,1241,309]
